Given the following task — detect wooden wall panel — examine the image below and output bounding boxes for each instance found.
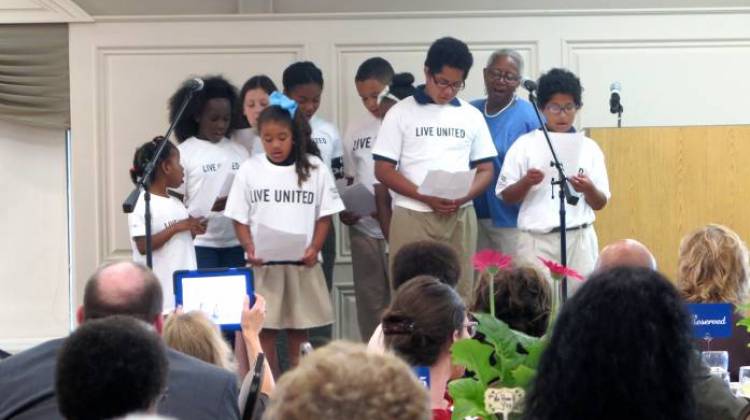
[591,125,750,281]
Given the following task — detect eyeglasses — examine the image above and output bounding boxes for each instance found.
[485,69,521,83]
[464,321,478,338]
[431,75,465,92]
[544,103,579,115]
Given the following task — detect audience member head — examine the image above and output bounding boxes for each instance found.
[677,224,750,305]
[265,341,430,420]
[283,61,324,120]
[537,68,583,133]
[483,49,524,105]
[354,57,395,119]
[163,310,233,371]
[383,276,468,367]
[80,261,164,331]
[391,240,460,290]
[471,265,551,337]
[238,75,278,129]
[169,75,239,142]
[378,72,417,116]
[423,37,472,105]
[595,238,657,272]
[56,315,168,420]
[524,267,696,420]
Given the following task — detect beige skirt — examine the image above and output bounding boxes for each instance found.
[252,263,334,330]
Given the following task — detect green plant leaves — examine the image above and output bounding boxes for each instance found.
[451,338,499,386]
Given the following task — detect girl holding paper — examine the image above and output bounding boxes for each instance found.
[168,75,249,270]
[128,137,204,312]
[225,92,344,375]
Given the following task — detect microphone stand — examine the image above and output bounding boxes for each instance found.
[122,89,197,268]
[527,89,579,302]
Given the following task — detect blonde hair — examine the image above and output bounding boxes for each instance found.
[677,224,750,305]
[265,341,430,420]
[163,311,233,371]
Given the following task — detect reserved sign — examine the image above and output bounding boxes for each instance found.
[686,303,734,339]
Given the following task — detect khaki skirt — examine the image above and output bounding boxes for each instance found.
[252,263,334,330]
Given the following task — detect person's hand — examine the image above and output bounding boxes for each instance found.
[569,174,595,194]
[301,245,319,267]
[241,294,266,337]
[244,241,264,266]
[339,210,361,226]
[188,217,207,236]
[420,195,459,215]
[211,196,228,212]
[522,168,545,187]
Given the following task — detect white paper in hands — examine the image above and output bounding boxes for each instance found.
[417,168,477,200]
[187,163,230,218]
[340,182,376,217]
[254,224,307,262]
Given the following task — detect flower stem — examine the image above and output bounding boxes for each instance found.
[489,271,496,318]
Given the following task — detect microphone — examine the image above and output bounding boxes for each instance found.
[187,78,204,92]
[522,78,538,92]
[609,82,622,114]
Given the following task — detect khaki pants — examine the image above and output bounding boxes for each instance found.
[476,218,520,257]
[389,206,478,302]
[516,225,599,297]
[349,228,390,341]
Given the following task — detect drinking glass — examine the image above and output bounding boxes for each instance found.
[702,351,730,384]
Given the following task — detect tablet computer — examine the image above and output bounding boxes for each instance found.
[173,267,254,331]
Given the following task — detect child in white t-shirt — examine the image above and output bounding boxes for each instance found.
[282,62,343,298]
[225,93,344,375]
[128,138,205,311]
[168,75,249,270]
[233,75,278,156]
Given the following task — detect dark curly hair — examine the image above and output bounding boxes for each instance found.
[355,57,394,84]
[536,68,583,109]
[383,276,465,367]
[471,265,551,337]
[523,267,696,420]
[129,136,176,185]
[236,75,278,129]
[282,61,324,92]
[424,37,473,80]
[392,240,461,290]
[256,104,321,186]
[168,75,239,142]
[56,315,168,420]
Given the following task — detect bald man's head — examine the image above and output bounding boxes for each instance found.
[82,261,163,325]
[596,239,657,272]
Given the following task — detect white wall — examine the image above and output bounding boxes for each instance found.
[0,120,69,352]
[60,9,750,345]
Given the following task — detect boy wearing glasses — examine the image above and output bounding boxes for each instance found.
[496,68,610,294]
[373,37,497,301]
[471,49,540,257]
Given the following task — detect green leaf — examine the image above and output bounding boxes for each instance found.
[452,397,490,420]
[451,339,500,386]
[448,378,489,419]
[522,337,548,368]
[737,317,750,332]
[511,329,541,353]
[511,364,537,388]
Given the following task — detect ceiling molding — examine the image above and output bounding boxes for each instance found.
[0,0,92,24]
[87,6,750,23]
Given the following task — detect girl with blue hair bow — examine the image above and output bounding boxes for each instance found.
[225,92,343,375]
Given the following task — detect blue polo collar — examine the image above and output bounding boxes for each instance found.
[413,85,461,107]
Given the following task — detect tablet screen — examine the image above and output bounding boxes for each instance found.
[173,268,254,330]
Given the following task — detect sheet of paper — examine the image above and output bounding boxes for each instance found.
[417,168,477,200]
[254,223,307,262]
[187,163,230,218]
[340,182,376,217]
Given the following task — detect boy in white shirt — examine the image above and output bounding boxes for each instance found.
[496,68,610,295]
[373,37,497,301]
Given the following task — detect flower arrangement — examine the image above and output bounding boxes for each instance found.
[449,251,584,419]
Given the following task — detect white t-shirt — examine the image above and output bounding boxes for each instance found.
[128,193,197,311]
[231,128,264,156]
[342,114,383,239]
[310,115,343,177]
[224,154,345,257]
[176,137,250,248]
[367,323,386,353]
[371,95,498,212]
[495,129,611,233]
